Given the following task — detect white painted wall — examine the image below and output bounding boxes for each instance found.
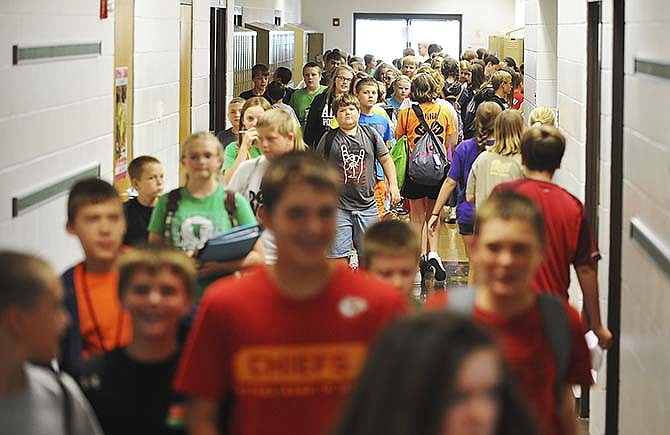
[236,0,302,25]
[301,0,516,57]
[620,0,670,433]
[0,1,115,271]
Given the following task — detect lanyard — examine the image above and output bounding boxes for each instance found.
[79,264,125,353]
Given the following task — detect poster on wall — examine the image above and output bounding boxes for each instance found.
[114,66,128,182]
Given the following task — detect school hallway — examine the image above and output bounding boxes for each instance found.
[1,0,669,434]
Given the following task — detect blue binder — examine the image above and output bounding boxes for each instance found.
[196,224,262,262]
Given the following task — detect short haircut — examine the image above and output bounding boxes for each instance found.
[440,57,460,79]
[410,72,439,103]
[461,49,477,61]
[349,56,365,65]
[266,80,286,102]
[476,48,488,59]
[427,43,443,56]
[128,155,160,181]
[67,178,120,223]
[273,66,292,85]
[0,251,55,314]
[521,125,566,173]
[261,152,340,215]
[363,54,375,66]
[251,63,270,78]
[361,220,420,267]
[458,60,471,72]
[117,244,197,298]
[491,109,524,156]
[529,106,556,127]
[325,50,344,63]
[491,70,512,91]
[355,77,378,93]
[302,62,322,74]
[349,61,365,72]
[228,96,246,108]
[484,55,500,66]
[332,92,360,113]
[476,190,545,247]
[256,109,307,152]
[401,55,419,67]
[503,56,518,69]
[402,47,415,57]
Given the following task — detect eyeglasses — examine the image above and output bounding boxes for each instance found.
[335,76,352,83]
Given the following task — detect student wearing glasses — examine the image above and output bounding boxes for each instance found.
[304,64,355,149]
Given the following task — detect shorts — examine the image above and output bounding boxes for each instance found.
[401,177,443,200]
[328,205,379,258]
[458,220,474,236]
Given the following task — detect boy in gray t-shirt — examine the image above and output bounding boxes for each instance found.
[0,251,103,435]
[316,94,400,260]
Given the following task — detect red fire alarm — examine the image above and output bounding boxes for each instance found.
[332,18,340,27]
[100,0,108,19]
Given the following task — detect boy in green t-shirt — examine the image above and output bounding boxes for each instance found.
[289,62,327,132]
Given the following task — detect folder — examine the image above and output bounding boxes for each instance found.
[196,224,261,262]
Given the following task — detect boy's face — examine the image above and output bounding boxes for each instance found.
[367,254,419,299]
[326,58,342,73]
[253,73,270,91]
[261,182,336,269]
[122,267,190,341]
[357,84,378,110]
[19,280,69,362]
[401,63,417,78]
[257,126,294,160]
[471,218,543,300]
[335,104,360,130]
[133,162,164,199]
[394,80,411,100]
[460,69,472,84]
[303,67,321,88]
[67,199,126,263]
[227,102,243,128]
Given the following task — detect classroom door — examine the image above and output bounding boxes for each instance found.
[179,3,193,184]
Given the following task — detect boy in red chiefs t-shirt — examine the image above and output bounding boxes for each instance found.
[174,152,408,435]
[492,126,613,349]
[427,191,592,435]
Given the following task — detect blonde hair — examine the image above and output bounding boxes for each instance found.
[256,109,307,152]
[491,70,512,91]
[490,110,524,156]
[401,55,419,67]
[529,106,556,127]
[180,131,223,159]
[118,245,197,298]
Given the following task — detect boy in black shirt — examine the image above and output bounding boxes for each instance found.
[76,245,195,435]
[123,156,164,245]
[238,63,272,103]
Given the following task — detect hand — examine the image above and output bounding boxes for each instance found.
[240,128,258,149]
[388,186,401,206]
[428,214,440,235]
[593,325,614,349]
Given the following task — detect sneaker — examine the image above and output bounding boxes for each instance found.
[348,250,359,270]
[413,270,423,286]
[427,252,447,281]
[448,207,457,223]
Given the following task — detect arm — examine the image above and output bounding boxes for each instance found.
[378,153,400,205]
[575,264,613,349]
[558,387,578,435]
[223,130,258,185]
[428,177,458,234]
[186,398,220,435]
[197,238,265,276]
[148,232,165,244]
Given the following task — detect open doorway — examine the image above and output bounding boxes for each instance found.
[353,13,462,64]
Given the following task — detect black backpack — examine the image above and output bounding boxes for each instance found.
[406,104,449,186]
[163,187,239,241]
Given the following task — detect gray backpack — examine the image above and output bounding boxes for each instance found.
[406,104,449,186]
[448,287,572,406]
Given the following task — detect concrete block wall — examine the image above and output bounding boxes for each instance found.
[620,0,670,433]
[524,0,558,120]
[236,0,302,24]
[192,0,211,133]
[0,1,115,271]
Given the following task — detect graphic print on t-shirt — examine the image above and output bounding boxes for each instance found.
[321,104,334,127]
[178,215,215,250]
[341,145,366,185]
[414,112,446,142]
[232,343,367,398]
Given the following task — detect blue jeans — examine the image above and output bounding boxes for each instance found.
[328,205,379,258]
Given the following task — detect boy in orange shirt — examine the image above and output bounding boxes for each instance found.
[60,178,132,372]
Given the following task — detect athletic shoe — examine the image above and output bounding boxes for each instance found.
[427,251,447,281]
[348,250,359,270]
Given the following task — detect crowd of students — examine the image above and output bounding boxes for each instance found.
[0,43,614,435]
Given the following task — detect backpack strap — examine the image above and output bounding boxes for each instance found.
[164,188,182,241]
[411,103,433,133]
[323,128,338,158]
[225,191,239,227]
[536,293,572,407]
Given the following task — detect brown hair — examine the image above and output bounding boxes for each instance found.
[327,64,356,96]
[475,190,545,247]
[128,155,161,181]
[475,102,503,149]
[361,220,420,267]
[521,125,566,173]
[410,72,440,103]
[332,92,360,114]
[0,251,56,313]
[67,178,121,223]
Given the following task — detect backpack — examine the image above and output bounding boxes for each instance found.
[406,104,449,186]
[321,124,378,158]
[448,287,572,406]
[163,187,239,242]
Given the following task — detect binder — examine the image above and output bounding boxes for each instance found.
[196,224,262,262]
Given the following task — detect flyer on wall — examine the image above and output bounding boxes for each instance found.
[114,66,128,181]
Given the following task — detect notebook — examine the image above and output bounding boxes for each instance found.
[196,224,261,262]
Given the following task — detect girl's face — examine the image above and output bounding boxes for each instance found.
[258,126,294,160]
[181,139,222,181]
[334,71,354,95]
[242,105,266,130]
[440,348,502,435]
[383,71,398,89]
[393,80,411,100]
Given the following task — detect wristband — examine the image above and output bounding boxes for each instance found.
[431,213,440,217]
